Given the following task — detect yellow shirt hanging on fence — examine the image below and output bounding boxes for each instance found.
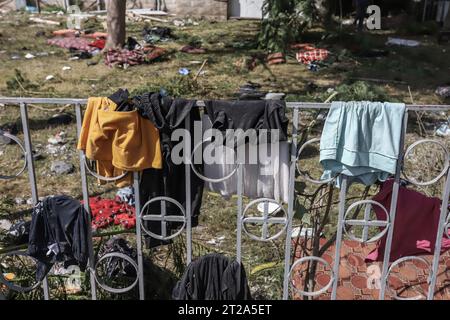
[77,97,162,187]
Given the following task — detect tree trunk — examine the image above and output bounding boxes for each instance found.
[105,0,126,50]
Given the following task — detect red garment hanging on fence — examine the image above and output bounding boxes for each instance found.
[366,179,450,262]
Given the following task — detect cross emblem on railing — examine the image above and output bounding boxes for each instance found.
[139,196,186,241]
[343,200,390,243]
[241,198,288,241]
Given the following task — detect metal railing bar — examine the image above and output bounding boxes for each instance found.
[1,98,88,104]
[379,111,409,299]
[75,103,98,300]
[236,163,244,263]
[1,98,449,111]
[19,102,50,300]
[133,172,145,300]
[185,113,192,264]
[361,204,371,241]
[282,108,299,300]
[330,175,348,300]
[427,168,450,300]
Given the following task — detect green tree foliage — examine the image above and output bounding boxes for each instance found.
[258,0,316,53]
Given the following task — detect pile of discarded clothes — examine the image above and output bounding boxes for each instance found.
[98,237,138,279]
[104,46,166,68]
[47,28,167,67]
[436,86,450,98]
[47,37,103,53]
[293,43,330,65]
[47,29,107,59]
[263,44,330,67]
[142,26,172,44]
[82,196,136,230]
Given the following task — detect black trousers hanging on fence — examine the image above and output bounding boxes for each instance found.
[135,93,204,248]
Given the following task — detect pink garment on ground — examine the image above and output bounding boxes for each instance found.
[47,37,96,52]
[366,179,450,262]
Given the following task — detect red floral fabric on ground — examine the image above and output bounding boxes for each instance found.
[81,196,135,230]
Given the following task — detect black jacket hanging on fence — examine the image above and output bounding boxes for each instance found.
[134,92,204,248]
[28,195,89,281]
[172,253,252,300]
[203,100,289,143]
[108,88,134,112]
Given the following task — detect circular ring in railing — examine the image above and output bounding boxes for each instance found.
[139,196,186,241]
[241,198,288,241]
[0,131,27,180]
[93,252,139,294]
[385,256,430,301]
[0,251,41,293]
[296,138,334,185]
[189,137,238,183]
[402,139,450,186]
[83,155,128,182]
[343,200,390,243]
[289,256,334,297]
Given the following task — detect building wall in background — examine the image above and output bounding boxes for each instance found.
[11,0,229,19]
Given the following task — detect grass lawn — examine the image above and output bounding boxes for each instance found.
[1,10,450,299]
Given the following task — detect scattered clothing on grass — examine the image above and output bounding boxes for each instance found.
[294,44,329,65]
[47,37,97,52]
[83,196,135,231]
[104,46,166,68]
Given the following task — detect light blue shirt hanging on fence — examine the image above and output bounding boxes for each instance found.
[320,101,406,187]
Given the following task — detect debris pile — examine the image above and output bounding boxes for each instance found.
[104,46,167,68]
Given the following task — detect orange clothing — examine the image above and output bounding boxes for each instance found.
[77,97,162,187]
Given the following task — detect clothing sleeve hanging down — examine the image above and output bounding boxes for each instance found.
[319,101,406,187]
[77,97,163,187]
[134,92,204,249]
[204,99,289,142]
[172,253,252,300]
[366,179,450,262]
[202,115,290,203]
[28,195,89,281]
